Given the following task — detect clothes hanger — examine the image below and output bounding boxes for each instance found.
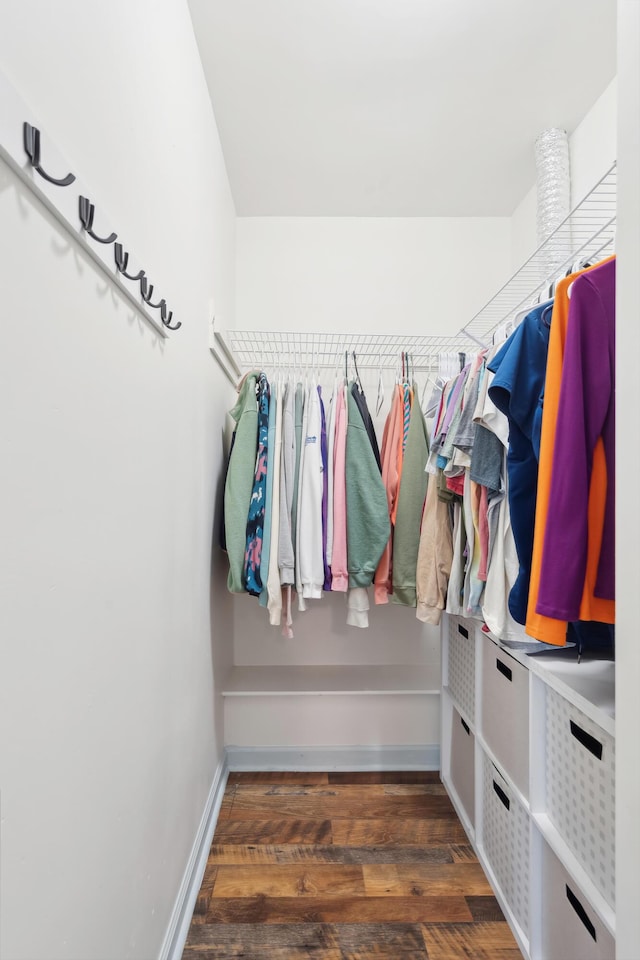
[422,353,449,417]
[375,352,385,416]
[421,374,431,409]
[352,351,363,392]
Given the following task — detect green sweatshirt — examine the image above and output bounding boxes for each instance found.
[346,389,390,589]
[224,374,258,593]
[392,385,430,606]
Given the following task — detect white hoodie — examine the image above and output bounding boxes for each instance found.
[296,382,325,603]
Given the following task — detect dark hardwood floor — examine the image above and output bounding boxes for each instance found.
[182,771,521,959]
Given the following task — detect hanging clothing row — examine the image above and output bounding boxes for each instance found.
[419,255,615,652]
[222,255,615,650]
[222,356,435,632]
[491,255,616,650]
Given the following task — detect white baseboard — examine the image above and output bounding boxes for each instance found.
[160,754,229,960]
[226,743,440,771]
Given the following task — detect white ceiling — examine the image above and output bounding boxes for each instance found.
[188,0,616,217]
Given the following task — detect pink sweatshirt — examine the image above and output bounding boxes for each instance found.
[374,385,403,604]
[331,383,349,591]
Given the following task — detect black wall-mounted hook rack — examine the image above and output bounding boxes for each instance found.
[23,122,76,187]
[114,242,145,281]
[78,196,117,244]
[14,102,181,333]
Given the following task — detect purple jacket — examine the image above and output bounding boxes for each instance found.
[537,258,615,620]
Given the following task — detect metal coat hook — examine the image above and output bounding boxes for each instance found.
[139,275,164,308]
[114,242,145,281]
[160,300,181,331]
[79,196,117,244]
[23,122,76,187]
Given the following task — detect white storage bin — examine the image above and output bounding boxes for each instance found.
[540,839,615,960]
[480,635,529,799]
[545,686,615,908]
[445,615,476,722]
[450,706,475,828]
[481,752,530,938]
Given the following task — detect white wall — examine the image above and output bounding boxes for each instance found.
[615,2,640,955]
[0,3,235,959]
[233,593,439,667]
[570,79,617,202]
[236,216,511,335]
[225,694,440,748]
[511,79,618,268]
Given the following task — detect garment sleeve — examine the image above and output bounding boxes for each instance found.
[415,475,453,624]
[330,388,349,592]
[325,385,337,567]
[536,276,612,620]
[374,388,402,604]
[267,386,283,624]
[298,386,325,600]
[346,392,390,589]
[278,386,295,585]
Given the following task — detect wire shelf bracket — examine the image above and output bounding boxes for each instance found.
[460,161,616,345]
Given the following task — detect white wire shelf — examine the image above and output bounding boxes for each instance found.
[215,329,475,374]
[214,162,616,377]
[462,161,616,344]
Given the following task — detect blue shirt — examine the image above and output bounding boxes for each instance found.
[488,303,551,624]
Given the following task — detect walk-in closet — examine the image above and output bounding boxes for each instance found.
[1,2,638,959]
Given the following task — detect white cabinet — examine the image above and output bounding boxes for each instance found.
[450,705,475,828]
[543,685,615,909]
[540,840,615,960]
[480,635,530,800]
[440,613,615,960]
[481,754,531,941]
[444,614,476,722]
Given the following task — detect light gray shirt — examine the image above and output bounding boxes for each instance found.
[278,382,296,584]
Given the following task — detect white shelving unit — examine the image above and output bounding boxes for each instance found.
[222,663,442,767]
[440,614,615,960]
[436,161,617,959]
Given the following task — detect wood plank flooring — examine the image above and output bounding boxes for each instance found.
[182,771,522,959]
